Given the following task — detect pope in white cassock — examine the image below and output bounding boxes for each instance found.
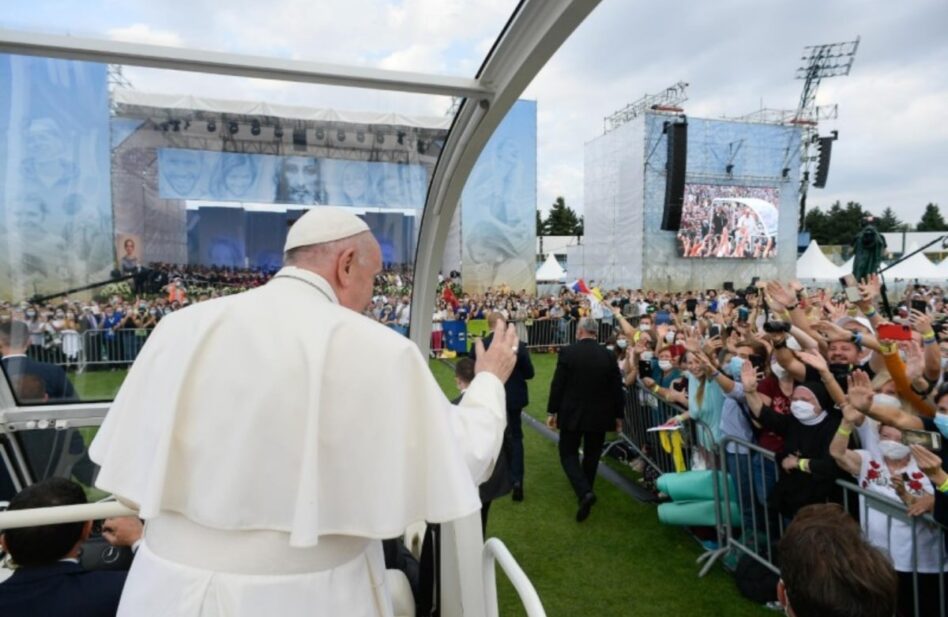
[89,208,516,616]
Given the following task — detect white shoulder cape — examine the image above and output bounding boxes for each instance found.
[89,267,505,547]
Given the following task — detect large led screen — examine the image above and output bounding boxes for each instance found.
[676,184,779,259]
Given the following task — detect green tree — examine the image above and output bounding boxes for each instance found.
[546,196,582,236]
[804,206,830,244]
[536,209,550,236]
[875,207,903,232]
[916,203,947,231]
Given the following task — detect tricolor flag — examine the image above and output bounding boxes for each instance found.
[569,279,591,295]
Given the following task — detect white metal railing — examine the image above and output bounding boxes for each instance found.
[0,501,136,529]
[482,537,546,617]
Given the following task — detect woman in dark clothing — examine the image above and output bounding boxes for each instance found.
[741,353,849,521]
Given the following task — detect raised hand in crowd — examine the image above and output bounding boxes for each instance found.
[910,444,947,489]
[846,370,875,413]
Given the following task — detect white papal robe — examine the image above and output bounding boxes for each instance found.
[89,266,507,616]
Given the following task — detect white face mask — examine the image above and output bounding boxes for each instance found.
[641,351,654,362]
[873,393,901,409]
[640,323,651,331]
[771,362,788,380]
[878,439,911,462]
[658,360,673,371]
[616,339,628,349]
[790,400,817,422]
[606,345,615,352]
[665,332,676,343]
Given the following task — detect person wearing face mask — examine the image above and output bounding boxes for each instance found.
[23,307,51,361]
[641,346,681,394]
[742,360,847,521]
[830,399,943,617]
[852,378,948,532]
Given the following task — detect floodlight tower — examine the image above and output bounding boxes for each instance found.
[794,37,859,230]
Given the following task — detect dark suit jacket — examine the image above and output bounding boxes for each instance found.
[2,356,78,401]
[547,338,624,432]
[470,333,535,410]
[452,394,512,502]
[0,561,127,617]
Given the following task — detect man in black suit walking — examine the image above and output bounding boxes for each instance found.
[0,320,77,402]
[471,312,534,501]
[547,318,624,522]
[0,478,128,616]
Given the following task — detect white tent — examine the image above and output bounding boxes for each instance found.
[796,240,843,281]
[885,246,944,281]
[838,256,854,277]
[536,253,566,281]
[938,258,948,278]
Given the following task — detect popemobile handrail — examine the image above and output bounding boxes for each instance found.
[482,537,546,617]
[0,501,137,530]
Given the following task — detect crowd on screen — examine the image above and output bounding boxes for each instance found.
[3,263,948,615]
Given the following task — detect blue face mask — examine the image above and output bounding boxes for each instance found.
[727,356,744,378]
[934,413,948,439]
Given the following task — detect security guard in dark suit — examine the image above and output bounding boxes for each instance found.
[547,318,624,521]
[470,312,534,501]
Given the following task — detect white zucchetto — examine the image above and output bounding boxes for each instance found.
[284,207,371,252]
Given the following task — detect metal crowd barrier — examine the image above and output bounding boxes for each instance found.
[837,479,947,617]
[26,328,153,371]
[711,436,947,615]
[607,383,715,478]
[716,436,781,576]
[519,317,615,350]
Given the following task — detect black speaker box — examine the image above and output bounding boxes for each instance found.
[661,120,688,231]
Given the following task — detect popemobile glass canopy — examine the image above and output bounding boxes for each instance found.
[0,0,598,512]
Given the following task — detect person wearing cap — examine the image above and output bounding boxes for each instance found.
[546,317,624,522]
[88,207,519,617]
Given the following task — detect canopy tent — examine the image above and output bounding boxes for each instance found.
[796,240,842,281]
[884,245,944,281]
[939,258,948,278]
[838,256,854,277]
[536,253,567,281]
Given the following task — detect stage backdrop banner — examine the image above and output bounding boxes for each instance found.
[0,54,113,300]
[158,148,428,209]
[460,100,537,295]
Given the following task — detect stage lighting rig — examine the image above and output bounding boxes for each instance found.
[273,125,284,139]
[228,121,239,135]
[207,120,216,132]
[250,120,261,136]
[795,36,859,230]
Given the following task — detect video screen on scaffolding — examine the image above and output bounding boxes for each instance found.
[676,183,779,259]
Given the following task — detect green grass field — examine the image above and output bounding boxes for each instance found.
[73,354,768,616]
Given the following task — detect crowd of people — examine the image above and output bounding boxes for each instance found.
[602,276,948,616]
[2,255,948,615]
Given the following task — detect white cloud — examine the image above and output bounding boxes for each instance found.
[10,0,947,223]
[107,24,184,47]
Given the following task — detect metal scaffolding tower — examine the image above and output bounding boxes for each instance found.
[603,81,688,134]
[794,37,859,229]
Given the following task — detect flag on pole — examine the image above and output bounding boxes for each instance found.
[442,285,459,310]
[569,279,591,295]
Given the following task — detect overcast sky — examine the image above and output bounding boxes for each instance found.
[5,0,947,222]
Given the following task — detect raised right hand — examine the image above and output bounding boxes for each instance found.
[473,320,520,384]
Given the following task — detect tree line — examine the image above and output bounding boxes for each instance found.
[804,201,946,246]
[537,196,584,236]
[534,197,947,245]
